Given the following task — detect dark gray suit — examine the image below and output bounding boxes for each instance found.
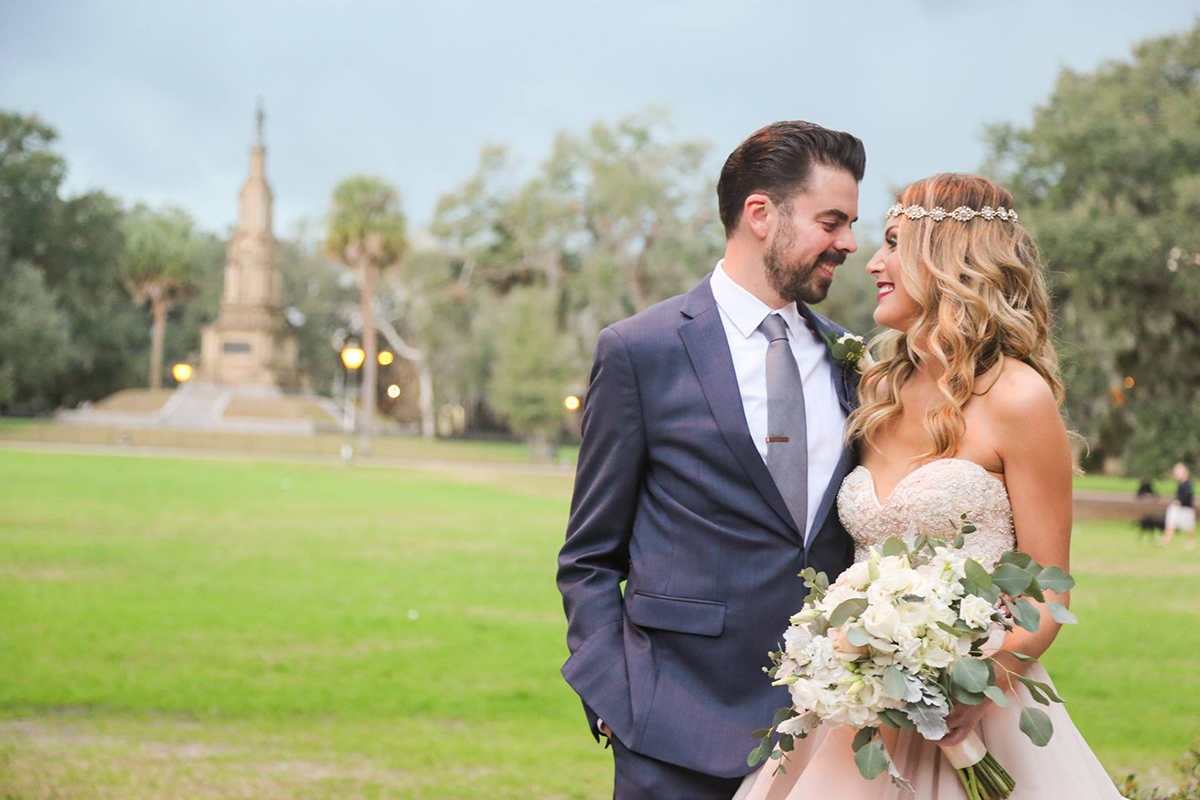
[557,273,859,795]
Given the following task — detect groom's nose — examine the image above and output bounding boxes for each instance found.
[836,228,858,256]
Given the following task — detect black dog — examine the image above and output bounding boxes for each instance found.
[1135,514,1165,541]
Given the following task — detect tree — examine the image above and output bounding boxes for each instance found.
[0,261,71,410]
[985,21,1200,475]
[428,111,722,439]
[324,176,407,454]
[490,287,573,456]
[120,207,206,389]
[1,110,143,411]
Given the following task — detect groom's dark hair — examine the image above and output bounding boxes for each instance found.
[718,121,865,238]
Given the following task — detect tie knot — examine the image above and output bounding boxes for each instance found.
[759,313,789,343]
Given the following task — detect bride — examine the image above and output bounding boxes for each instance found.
[739,173,1121,798]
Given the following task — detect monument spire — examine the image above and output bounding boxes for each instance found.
[237,99,272,236]
[255,96,265,147]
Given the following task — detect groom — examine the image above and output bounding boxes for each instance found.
[557,121,866,798]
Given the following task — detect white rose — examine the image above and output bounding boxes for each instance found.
[840,561,872,590]
[958,594,996,630]
[861,601,902,642]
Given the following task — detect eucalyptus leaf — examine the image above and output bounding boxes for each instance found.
[751,728,771,740]
[1047,601,1078,624]
[1037,566,1076,593]
[983,685,1012,707]
[854,739,889,780]
[778,733,794,752]
[828,597,869,628]
[1019,707,1053,746]
[847,626,873,646]
[884,666,908,701]
[991,563,1033,595]
[773,707,796,726]
[999,551,1033,569]
[882,537,908,558]
[1019,675,1064,704]
[952,683,986,705]
[1017,675,1050,706]
[1013,596,1041,633]
[1024,576,1046,603]
[879,707,915,728]
[809,615,831,637]
[852,726,878,752]
[964,558,994,590]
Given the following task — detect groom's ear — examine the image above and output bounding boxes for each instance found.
[742,192,774,241]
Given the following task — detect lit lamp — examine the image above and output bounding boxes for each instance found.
[341,346,366,370]
[387,384,401,399]
[172,363,193,383]
[564,395,581,412]
[378,350,394,366]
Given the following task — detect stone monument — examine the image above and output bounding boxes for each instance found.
[199,101,301,389]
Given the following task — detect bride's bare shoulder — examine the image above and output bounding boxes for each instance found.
[983,358,1061,432]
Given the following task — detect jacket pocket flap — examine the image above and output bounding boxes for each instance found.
[627,591,725,637]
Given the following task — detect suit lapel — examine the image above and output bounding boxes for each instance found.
[679,277,802,541]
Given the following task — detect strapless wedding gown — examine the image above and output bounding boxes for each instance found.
[736,458,1121,799]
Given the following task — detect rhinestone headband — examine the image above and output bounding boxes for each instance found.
[888,203,1018,224]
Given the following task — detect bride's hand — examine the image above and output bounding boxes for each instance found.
[941,698,992,747]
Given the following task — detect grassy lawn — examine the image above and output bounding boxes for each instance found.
[0,419,580,466]
[0,450,1197,797]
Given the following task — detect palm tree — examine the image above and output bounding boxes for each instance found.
[324,176,407,455]
[120,207,204,389]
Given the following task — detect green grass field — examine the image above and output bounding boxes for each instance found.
[1,448,1197,798]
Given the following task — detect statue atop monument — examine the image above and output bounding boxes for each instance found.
[199,101,302,389]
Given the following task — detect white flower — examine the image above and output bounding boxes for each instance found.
[861,601,902,642]
[840,560,872,591]
[784,625,814,659]
[958,594,996,630]
[777,712,820,738]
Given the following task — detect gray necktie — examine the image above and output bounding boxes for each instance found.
[759,313,808,538]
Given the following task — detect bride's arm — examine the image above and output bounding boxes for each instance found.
[943,365,1073,745]
[988,366,1074,682]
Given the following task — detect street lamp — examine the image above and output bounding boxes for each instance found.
[564,395,581,412]
[340,345,365,434]
[341,346,366,370]
[387,384,401,399]
[378,350,394,366]
[172,363,193,384]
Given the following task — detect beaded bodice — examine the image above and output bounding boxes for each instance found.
[837,457,1016,569]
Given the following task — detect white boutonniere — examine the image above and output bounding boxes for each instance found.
[823,332,869,373]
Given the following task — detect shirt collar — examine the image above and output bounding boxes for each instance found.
[711,260,806,342]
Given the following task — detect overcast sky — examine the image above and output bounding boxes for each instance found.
[3,1,1198,241]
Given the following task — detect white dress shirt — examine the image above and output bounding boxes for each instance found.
[709,260,846,543]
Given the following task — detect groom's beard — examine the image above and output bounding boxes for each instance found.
[764,219,846,305]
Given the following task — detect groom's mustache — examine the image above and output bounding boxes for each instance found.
[815,250,847,268]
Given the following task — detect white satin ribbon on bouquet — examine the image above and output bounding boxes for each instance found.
[939,730,988,769]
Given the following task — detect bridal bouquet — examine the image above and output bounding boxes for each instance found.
[748,516,1077,799]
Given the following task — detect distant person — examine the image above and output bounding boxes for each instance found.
[1161,462,1196,548]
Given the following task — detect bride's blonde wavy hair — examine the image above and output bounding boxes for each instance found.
[845,173,1064,461]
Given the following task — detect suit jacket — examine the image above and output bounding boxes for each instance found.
[556,272,859,778]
